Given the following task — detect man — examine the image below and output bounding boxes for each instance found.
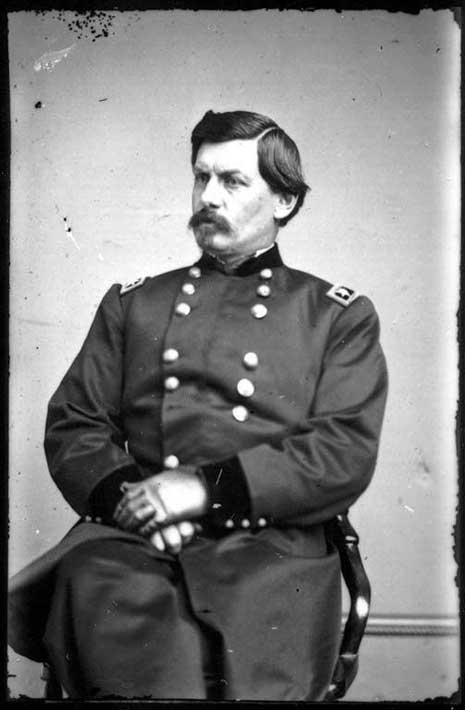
[8,110,388,701]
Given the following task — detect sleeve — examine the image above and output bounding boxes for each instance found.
[198,456,251,525]
[89,456,252,524]
[44,285,143,517]
[89,465,141,522]
[237,296,388,527]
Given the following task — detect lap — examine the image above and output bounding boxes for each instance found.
[43,527,341,700]
[44,536,212,699]
[56,535,177,589]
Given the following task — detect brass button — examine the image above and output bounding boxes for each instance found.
[257,517,267,527]
[182,283,195,296]
[84,515,92,523]
[260,268,273,280]
[95,517,102,524]
[256,284,271,298]
[163,348,179,363]
[251,304,268,319]
[188,266,202,279]
[241,519,251,528]
[175,302,191,316]
[164,455,180,469]
[237,378,255,398]
[165,376,180,391]
[243,352,259,369]
[232,405,249,422]
[225,519,235,529]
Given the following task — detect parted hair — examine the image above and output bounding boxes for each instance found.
[191,110,310,226]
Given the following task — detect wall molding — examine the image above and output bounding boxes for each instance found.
[364,615,459,637]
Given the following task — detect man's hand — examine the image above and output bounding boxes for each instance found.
[148,521,200,554]
[113,480,168,533]
[113,469,208,553]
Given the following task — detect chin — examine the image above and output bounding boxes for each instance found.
[194,228,234,254]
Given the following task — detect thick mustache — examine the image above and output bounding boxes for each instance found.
[188,209,230,233]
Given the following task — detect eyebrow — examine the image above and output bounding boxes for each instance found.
[193,165,251,182]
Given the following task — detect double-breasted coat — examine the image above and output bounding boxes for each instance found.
[8,246,388,700]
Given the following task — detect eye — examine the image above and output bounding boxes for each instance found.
[194,172,209,185]
[224,175,241,187]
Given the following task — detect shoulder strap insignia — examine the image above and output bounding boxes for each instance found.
[120,276,146,295]
[326,283,359,307]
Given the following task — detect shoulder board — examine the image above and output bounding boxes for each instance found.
[120,276,147,295]
[326,283,359,307]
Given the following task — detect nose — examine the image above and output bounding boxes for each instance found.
[199,176,222,209]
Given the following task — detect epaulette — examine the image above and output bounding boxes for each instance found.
[120,276,147,295]
[326,283,359,307]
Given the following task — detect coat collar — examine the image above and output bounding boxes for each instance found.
[197,244,284,277]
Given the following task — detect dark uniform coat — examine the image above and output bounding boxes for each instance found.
[8,246,388,700]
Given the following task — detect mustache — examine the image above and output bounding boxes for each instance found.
[188,208,231,233]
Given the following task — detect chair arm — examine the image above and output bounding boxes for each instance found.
[324,512,371,700]
[41,661,63,700]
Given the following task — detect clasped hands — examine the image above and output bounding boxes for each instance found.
[113,469,208,555]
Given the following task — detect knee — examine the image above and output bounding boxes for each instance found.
[56,539,127,585]
[55,538,172,599]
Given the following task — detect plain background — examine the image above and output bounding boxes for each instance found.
[8,9,460,700]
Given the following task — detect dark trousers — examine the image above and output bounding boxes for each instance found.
[43,538,220,699]
[43,531,341,700]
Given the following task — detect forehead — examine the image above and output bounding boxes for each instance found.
[194,139,260,175]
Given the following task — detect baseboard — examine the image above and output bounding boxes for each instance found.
[361,614,459,636]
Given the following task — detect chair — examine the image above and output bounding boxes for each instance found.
[324,512,371,700]
[41,512,371,701]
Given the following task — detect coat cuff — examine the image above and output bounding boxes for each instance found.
[197,456,252,529]
[89,464,142,522]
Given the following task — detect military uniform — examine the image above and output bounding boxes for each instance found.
[8,245,388,700]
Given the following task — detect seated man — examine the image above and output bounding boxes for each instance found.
[8,109,388,701]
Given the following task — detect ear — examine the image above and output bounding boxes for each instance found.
[273,192,298,221]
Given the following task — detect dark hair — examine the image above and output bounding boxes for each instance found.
[191,110,310,226]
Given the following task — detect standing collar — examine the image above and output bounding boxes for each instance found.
[197,244,284,276]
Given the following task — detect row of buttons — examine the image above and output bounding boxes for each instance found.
[188,265,272,281]
[162,263,274,450]
[235,348,259,418]
[224,517,267,529]
[164,375,257,397]
[83,513,268,532]
[234,268,273,416]
[172,266,200,317]
[163,348,258,370]
[253,268,272,320]
[161,269,200,468]
[174,266,273,321]
[176,302,269,320]
[163,363,258,399]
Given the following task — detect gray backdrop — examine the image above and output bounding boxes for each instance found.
[8,9,460,700]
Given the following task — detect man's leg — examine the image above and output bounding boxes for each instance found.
[43,537,208,699]
[181,531,342,701]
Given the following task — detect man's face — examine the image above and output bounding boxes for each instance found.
[189,138,281,259]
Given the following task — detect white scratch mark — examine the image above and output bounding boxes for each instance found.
[67,230,80,251]
[98,252,104,262]
[404,505,415,514]
[212,503,222,509]
[215,468,223,485]
[34,44,75,72]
